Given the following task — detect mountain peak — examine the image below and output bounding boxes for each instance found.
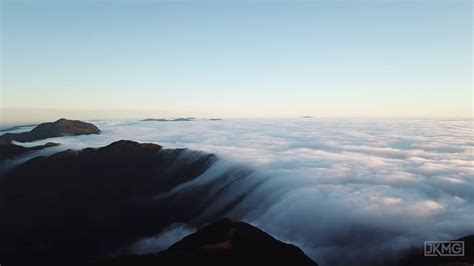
[95,218,318,266]
[100,140,162,153]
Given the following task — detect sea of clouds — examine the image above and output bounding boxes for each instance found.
[2,118,473,265]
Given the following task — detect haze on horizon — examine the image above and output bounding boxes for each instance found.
[0,0,472,123]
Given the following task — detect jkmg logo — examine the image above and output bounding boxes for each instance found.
[424,241,464,256]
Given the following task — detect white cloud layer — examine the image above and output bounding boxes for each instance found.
[2,118,473,265]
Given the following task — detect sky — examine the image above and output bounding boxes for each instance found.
[0,0,472,122]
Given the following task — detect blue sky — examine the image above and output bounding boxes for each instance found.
[1,0,472,122]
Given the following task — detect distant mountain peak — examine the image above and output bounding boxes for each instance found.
[0,118,100,143]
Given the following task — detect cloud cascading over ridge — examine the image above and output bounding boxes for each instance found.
[1,118,473,266]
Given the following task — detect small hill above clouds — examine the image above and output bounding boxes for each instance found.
[142,117,196,122]
[0,118,100,143]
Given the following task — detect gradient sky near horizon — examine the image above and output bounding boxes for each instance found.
[0,0,472,122]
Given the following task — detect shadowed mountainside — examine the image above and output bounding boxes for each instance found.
[0,140,216,266]
[0,140,60,163]
[0,118,100,143]
[95,218,317,266]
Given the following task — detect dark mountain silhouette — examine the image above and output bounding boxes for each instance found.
[0,140,217,266]
[0,140,316,266]
[398,235,473,266]
[0,141,60,163]
[0,118,100,143]
[95,218,317,266]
